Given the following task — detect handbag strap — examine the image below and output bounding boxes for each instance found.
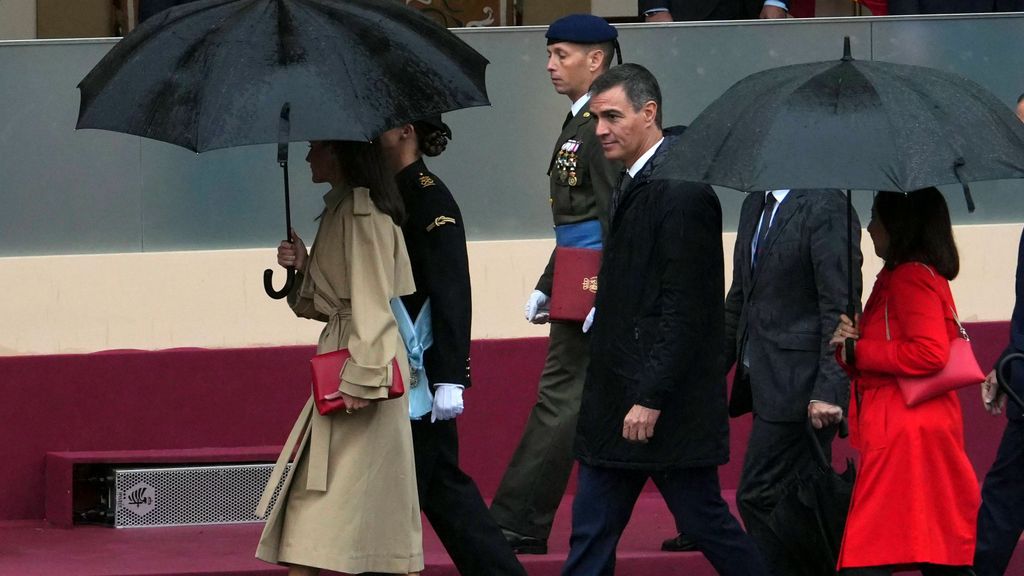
[885,300,969,342]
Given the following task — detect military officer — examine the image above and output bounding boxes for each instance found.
[379,117,526,576]
[489,14,624,555]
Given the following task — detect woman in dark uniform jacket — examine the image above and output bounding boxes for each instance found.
[379,118,526,576]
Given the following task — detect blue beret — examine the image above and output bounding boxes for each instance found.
[545,14,618,45]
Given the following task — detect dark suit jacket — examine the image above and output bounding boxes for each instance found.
[997,227,1024,421]
[640,0,775,20]
[725,190,862,422]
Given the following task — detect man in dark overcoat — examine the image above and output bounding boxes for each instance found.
[560,63,767,576]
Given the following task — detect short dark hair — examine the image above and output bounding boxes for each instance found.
[589,63,662,127]
[330,140,405,225]
[874,188,959,280]
[1017,92,1024,104]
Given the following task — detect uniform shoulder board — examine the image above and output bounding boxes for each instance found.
[418,173,436,188]
[425,215,457,232]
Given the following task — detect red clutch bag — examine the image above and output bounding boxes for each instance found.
[550,247,601,322]
[311,349,404,416]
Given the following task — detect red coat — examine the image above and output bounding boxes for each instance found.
[838,262,978,568]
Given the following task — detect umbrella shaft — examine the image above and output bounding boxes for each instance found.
[282,162,292,241]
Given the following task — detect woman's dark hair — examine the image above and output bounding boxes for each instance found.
[329,140,405,225]
[413,120,450,157]
[874,188,959,280]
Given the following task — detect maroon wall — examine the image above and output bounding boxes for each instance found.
[0,323,1012,522]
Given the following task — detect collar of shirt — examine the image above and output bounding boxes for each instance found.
[570,92,592,118]
[627,137,665,178]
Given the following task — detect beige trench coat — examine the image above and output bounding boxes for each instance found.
[255,186,423,574]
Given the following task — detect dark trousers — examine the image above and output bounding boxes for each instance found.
[411,418,526,576]
[975,418,1024,576]
[738,417,836,576]
[561,462,768,576]
[840,566,975,575]
[491,322,589,540]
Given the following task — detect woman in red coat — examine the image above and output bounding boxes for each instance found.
[831,188,979,576]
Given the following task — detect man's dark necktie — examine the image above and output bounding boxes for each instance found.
[611,170,632,218]
[562,111,574,130]
[752,192,778,270]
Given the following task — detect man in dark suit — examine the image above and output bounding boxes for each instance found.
[715,188,860,574]
[562,63,768,576]
[639,0,789,21]
[974,97,1024,576]
[490,14,621,556]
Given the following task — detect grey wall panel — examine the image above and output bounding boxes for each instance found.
[1,15,1023,257]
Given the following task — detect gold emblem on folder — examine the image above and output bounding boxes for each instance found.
[582,277,598,293]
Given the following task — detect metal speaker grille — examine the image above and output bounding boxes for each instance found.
[113,463,290,528]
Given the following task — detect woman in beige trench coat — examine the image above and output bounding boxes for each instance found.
[255,140,423,576]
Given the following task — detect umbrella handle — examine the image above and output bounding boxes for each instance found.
[996,352,1024,412]
[264,266,295,299]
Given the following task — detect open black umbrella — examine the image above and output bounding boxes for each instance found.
[767,422,855,576]
[77,0,489,298]
[673,37,1024,349]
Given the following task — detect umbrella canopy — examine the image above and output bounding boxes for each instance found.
[673,38,1024,197]
[767,423,855,576]
[77,0,490,152]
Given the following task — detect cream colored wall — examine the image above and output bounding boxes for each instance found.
[0,223,1019,356]
[0,0,37,40]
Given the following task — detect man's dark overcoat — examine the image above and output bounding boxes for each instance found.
[575,128,729,471]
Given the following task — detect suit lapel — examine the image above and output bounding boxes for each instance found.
[737,193,763,290]
[750,191,805,289]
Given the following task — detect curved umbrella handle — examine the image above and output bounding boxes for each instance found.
[264,266,295,299]
[996,352,1024,412]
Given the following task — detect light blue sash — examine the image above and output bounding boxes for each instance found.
[390,297,434,419]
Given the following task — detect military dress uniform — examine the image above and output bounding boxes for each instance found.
[396,159,526,576]
[490,100,619,544]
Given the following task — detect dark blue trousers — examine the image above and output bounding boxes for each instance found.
[975,419,1024,576]
[562,462,768,576]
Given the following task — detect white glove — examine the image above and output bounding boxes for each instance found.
[431,383,465,422]
[582,307,596,333]
[524,290,550,324]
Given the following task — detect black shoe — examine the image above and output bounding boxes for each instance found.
[502,529,548,555]
[661,532,700,552]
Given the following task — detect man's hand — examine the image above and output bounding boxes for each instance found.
[981,369,1008,415]
[431,384,465,422]
[808,401,843,429]
[645,11,673,22]
[759,5,788,18]
[623,405,661,443]
[524,290,550,324]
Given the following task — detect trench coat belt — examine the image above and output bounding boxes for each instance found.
[255,307,353,517]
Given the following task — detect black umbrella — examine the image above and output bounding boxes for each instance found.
[674,37,1024,201]
[77,0,489,298]
[767,422,855,576]
[673,37,1024,355]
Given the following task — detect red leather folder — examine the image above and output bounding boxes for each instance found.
[550,247,601,322]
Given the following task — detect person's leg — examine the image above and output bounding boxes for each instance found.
[653,466,769,576]
[975,419,1024,576]
[414,419,526,576]
[737,417,835,576]
[560,464,646,576]
[491,322,589,544]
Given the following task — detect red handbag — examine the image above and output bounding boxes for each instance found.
[886,302,985,407]
[311,349,404,415]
